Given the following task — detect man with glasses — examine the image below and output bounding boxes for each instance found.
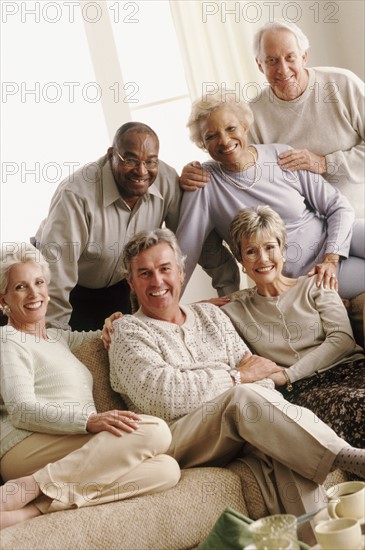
[34,122,238,331]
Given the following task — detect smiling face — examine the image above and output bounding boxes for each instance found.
[108,130,159,208]
[0,262,49,331]
[241,233,284,290]
[128,242,184,321]
[199,107,249,170]
[256,29,308,100]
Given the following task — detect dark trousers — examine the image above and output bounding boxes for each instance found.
[69,279,131,331]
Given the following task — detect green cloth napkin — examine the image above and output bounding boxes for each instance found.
[198,508,311,550]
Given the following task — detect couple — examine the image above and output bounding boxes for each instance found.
[1,212,364,544]
[106,212,364,542]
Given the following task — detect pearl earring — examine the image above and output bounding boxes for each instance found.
[2,304,11,316]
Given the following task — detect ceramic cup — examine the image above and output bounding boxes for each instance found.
[326,481,365,520]
[314,518,362,550]
[248,514,300,550]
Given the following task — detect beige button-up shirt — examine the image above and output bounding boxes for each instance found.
[35,155,182,328]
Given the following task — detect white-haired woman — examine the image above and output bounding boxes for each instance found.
[175,93,365,301]
[223,205,365,448]
[0,242,180,529]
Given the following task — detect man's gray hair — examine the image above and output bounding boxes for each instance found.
[0,242,51,295]
[253,21,310,59]
[121,229,186,279]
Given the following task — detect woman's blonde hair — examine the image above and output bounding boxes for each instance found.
[0,242,50,295]
[229,206,287,262]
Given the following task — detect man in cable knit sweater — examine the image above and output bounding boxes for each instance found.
[180,21,364,217]
[108,228,365,543]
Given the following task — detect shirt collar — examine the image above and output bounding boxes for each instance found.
[102,158,164,208]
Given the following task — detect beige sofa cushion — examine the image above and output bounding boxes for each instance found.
[73,337,126,412]
[0,467,247,550]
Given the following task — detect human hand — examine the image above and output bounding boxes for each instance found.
[179,161,211,191]
[278,149,327,174]
[237,351,281,383]
[307,255,339,291]
[269,370,287,387]
[101,312,123,350]
[86,410,142,436]
[197,297,231,307]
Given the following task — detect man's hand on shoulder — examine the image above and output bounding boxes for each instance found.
[278,149,327,174]
[179,161,211,191]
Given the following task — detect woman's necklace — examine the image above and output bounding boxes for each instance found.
[218,148,258,190]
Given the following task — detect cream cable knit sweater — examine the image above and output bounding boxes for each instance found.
[109,303,275,423]
[0,327,99,458]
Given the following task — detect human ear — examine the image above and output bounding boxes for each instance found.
[127,278,135,292]
[256,57,264,74]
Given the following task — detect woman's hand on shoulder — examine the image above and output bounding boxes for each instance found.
[179,161,210,191]
[307,254,339,291]
[101,311,124,350]
[86,410,142,436]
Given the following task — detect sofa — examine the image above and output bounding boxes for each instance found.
[1,337,348,550]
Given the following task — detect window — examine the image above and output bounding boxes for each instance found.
[107,0,207,171]
[1,1,207,243]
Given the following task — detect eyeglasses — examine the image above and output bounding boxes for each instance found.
[115,151,159,170]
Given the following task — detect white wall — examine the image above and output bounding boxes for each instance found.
[1,0,363,302]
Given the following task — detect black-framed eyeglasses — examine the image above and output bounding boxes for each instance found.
[115,150,159,170]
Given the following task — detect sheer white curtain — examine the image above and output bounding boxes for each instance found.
[170,0,262,101]
[170,0,364,100]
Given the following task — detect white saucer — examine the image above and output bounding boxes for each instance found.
[311,534,365,549]
[312,508,365,527]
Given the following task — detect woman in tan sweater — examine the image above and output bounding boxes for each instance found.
[223,205,364,448]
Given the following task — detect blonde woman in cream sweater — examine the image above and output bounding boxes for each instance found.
[0,243,179,529]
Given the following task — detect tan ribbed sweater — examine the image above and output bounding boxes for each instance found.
[222,276,364,383]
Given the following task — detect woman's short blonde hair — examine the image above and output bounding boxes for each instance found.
[0,242,50,295]
[229,206,287,262]
[187,92,254,150]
